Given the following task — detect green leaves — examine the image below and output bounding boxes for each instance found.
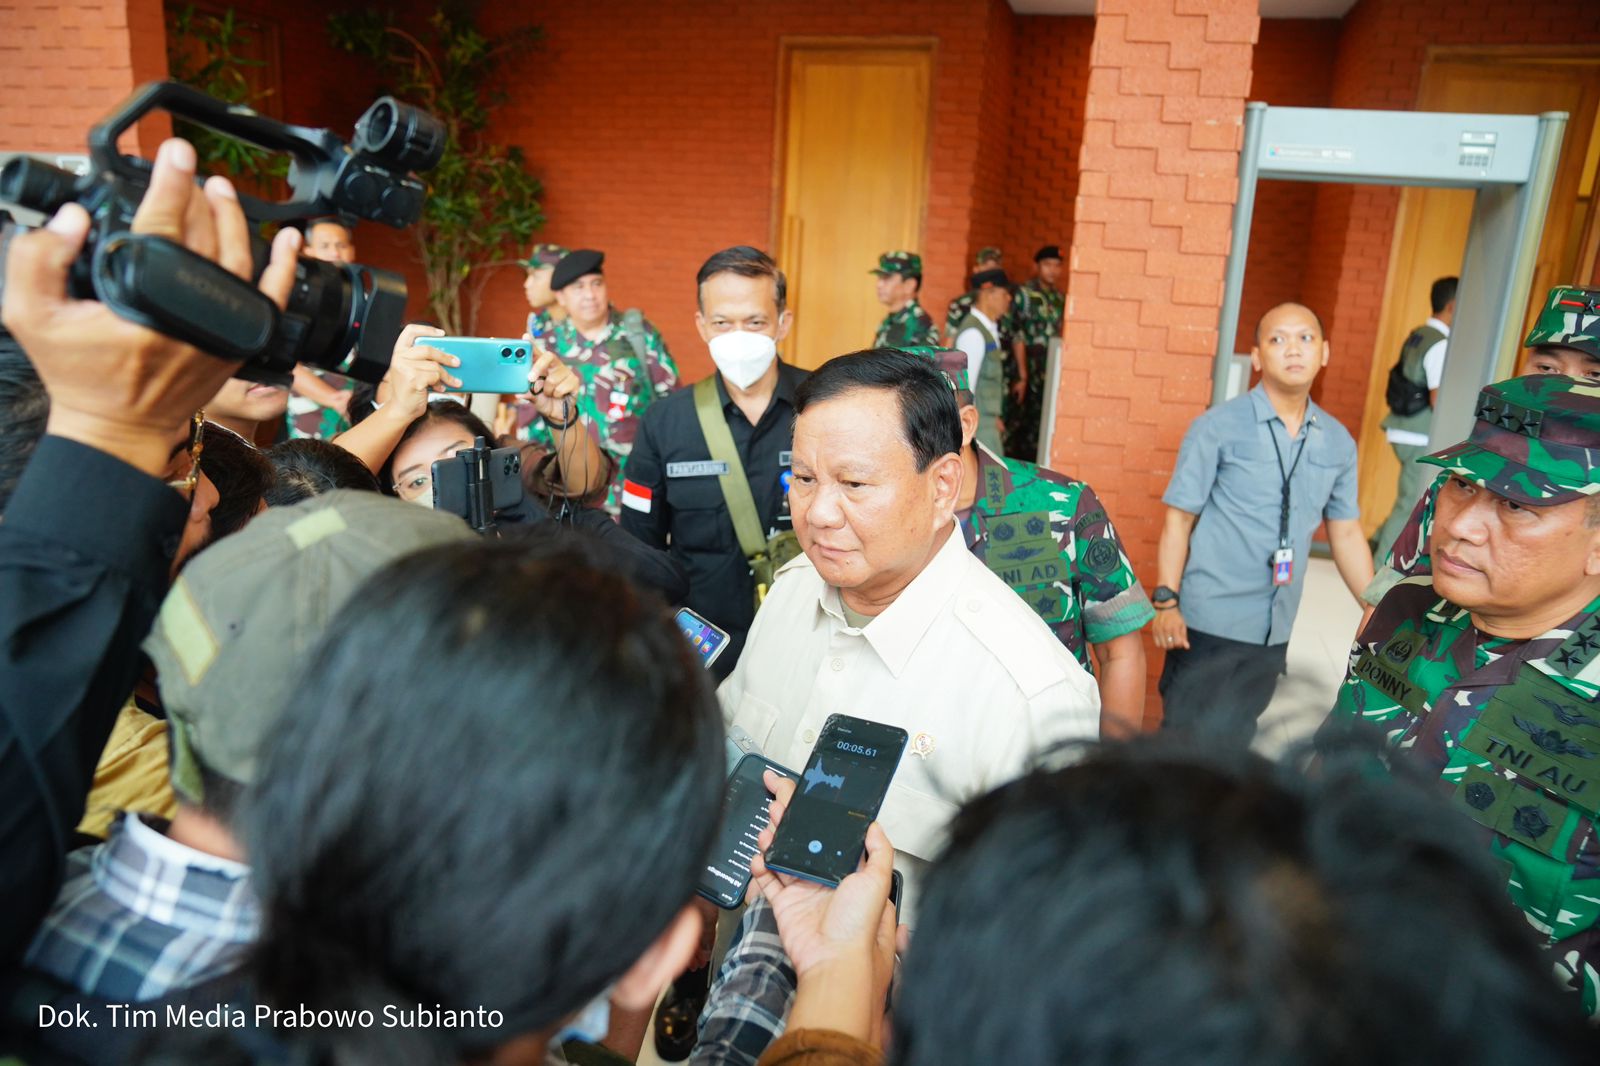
[327,0,544,332]
[165,4,288,182]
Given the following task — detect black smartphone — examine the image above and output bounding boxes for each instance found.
[764,714,908,887]
[890,868,903,915]
[431,437,524,533]
[696,753,794,909]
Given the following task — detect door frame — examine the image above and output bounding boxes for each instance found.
[770,36,938,363]
[1355,44,1600,535]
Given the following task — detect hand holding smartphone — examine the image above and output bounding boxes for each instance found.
[764,714,907,887]
[696,753,794,909]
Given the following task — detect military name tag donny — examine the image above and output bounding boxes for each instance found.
[1351,631,1427,714]
[667,461,730,478]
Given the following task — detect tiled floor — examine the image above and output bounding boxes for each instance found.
[1252,556,1364,759]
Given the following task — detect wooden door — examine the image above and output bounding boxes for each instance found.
[776,42,933,370]
[1355,49,1600,536]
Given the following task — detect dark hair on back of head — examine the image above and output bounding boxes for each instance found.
[198,423,273,544]
[795,348,962,472]
[0,328,47,515]
[377,400,497,495]
[891,735,1596,1066]
[241,540,724,1063]
[264,438,380,507]
[1431,276,1460,315]
[696,245,787,315]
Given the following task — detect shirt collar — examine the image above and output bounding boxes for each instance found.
[815,521,969,678]
[1427,316,1450,336]
[92,813,259,942]
[1248,384,1320,431]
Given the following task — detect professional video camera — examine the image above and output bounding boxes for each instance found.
[0,81,444,385]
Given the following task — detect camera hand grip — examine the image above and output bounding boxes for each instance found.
[92,232,280,364]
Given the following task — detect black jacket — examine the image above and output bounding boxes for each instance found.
[620,364,807,678]
[0,437,186,969]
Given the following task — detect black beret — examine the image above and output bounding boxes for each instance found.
[1034,245,1062,262]
[551,248,604,291]
[971,268,1011,289]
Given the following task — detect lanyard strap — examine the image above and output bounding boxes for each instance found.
[1269,424,1309,549]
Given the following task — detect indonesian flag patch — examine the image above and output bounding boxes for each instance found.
[621,479,653,513]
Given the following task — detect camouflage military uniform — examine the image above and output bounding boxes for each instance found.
[519,308,678,515]
[1329,375,1600,1018]
[870,251,940,349]
[285,373,354,441]
[874,302,940,348]
[959,442,1153,671]
[1006,276,1064,461]
[1366,285,1600,606]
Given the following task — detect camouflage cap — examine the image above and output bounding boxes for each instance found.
[521,243,568,269]
[975,246,1002,265]
[896,345,972,394]
[143,491,474,804]
[1523,285,1600,359]
[1419,375,1600,506]
[871,251,922,277]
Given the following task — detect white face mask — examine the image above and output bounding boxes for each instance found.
[707,330,777,390]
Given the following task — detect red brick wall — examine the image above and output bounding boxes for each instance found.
[993,15,1096,280]
[1231,19,1340,348]
[1304,0,1600,437]
[2,0,171,156]
[1058,0,1258,723]
[468,0,1009,381]
[970,0,1018,275]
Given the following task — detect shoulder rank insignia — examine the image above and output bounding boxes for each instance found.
[1552,615,1600,677]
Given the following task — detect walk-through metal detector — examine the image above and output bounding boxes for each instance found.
[1213,103,1567,447]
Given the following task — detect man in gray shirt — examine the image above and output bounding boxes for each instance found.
[1152,303,1373,746]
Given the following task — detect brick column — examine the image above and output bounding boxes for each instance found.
[1056,0,1258,723]
[1,0,169,157]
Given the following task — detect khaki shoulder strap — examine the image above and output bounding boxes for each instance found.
[693,377,767,559]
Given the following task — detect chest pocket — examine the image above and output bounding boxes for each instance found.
[668,469,736,555]
[1298,450,1346,513]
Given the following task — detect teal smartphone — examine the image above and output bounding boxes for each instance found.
[417,337,532,394]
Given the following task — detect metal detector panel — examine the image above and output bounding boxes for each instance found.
[1214,104,1567,448]
[1257,107,1541,187]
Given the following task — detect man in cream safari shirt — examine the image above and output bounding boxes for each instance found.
[718,348,1102,915]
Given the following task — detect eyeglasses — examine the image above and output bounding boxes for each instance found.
[394,470,433,502]
[165,411,205,501]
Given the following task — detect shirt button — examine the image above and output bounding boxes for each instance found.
[802,728,816,744]
[967,598,983,612]
[831,658,844,672]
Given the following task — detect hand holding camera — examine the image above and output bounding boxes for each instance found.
[2,138,301,477]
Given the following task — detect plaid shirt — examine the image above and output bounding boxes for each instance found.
[691,899,795,1066]
[25,812,260,1001]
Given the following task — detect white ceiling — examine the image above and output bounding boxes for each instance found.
[1010,0,1358,17]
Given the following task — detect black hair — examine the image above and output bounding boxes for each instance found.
[378,400,498,494]
[197,423,273,544]
[1431,276,1460,315]
[890,736,1596,1066]
[240,541,724,1062]
[902,273,923,293]
[0,328,47,515]
[1254,302,1327,344]
[696,245,788,315]
[264,438,380,507]
[794,348,962,472]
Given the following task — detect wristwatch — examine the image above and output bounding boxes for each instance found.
[1152,585,1180,610]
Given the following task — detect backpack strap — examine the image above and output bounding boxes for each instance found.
[692,378,767,560]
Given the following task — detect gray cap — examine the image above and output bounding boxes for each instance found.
[144,490,474,803]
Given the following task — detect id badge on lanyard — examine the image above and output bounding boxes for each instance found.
[1270,427,1307,588]
[1272,547,1294,586]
